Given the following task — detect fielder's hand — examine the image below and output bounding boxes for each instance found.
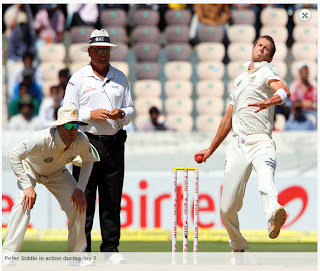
[71,188,87,214]
[21,186,37,211]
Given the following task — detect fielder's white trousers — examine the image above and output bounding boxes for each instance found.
[220,134,282,250]
[2,162,87,253]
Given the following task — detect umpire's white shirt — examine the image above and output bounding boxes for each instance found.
[63,64,135,135]
[230,61,283,137]
[8,128,94,192]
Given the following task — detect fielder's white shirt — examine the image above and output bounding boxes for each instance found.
[229,61,283,137]
[8,128,94,191]
[63,64,135,135]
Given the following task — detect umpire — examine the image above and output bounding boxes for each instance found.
[63,29,134,264]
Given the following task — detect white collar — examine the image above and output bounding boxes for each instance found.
[244,61,270,71]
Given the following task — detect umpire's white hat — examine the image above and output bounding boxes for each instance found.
[49,106,88,126]
[81,29,119,52]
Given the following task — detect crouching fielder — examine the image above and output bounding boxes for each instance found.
[195,35,290,252]
[2,106,94,255]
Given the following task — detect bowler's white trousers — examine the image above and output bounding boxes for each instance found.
[2,161,87,253]
[220,134,282,250]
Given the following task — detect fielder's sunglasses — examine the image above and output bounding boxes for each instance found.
[63,123,79,130]
[92,47,111,54]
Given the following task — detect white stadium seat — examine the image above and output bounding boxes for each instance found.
[227,25,256,43]
[196,80,225,98]
[165,97,193,114]
[164,80,193,97]
[195,42,225,62]
[164,61,192,80]
[166,114,193,132]
[133,80,162,97]
[196,61,224,80]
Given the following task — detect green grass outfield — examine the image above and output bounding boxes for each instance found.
[19,241,317,252]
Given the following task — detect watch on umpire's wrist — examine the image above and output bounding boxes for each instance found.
[120,111,125,119]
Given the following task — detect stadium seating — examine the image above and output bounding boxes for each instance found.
[104,26,127,43]
[133,9,160,26]
[100,9,127,27]
[38,44,66,63]
[196,61,225,80]
[231,9,256,25]
[38,62,66,82]
[195,114,222,132]
[165,97,193,114]
[69,61,89,76]
[227,25,256,43]
[110,42,129,62]
[135,63,161,80]
[166,114,193,132]
[164,9,192,26]
[227,42,252,61]
[272,42,288,61]
[70,26,95,43]
[164,80,193,97]
[259,26,288,43]
[164,25,190,44]
[68,43,91,62]
[131,26,160,44]
[291,42,317,61]
[195,42,225,62]
[196,97,224,115]
[133,80,162,97]
[292,25,317,43]
[260,7,288,26]
[110,62,129,77]
[133,42,160,62]
[164,43,192,61]
[198,26,224,43]
[196,80,225,98]
[164,61,192,80]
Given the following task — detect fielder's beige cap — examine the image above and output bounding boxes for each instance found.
[49,106,88,126]
[81,29,119,52]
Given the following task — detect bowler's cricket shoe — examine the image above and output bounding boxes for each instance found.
[230,249,244,265]
[268,207,286,239]
[105,253,126,264]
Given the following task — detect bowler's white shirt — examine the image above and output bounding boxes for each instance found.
[8,128,94,191]
[230,61,283,137]
[63,64,135,135]
[230,61,282,136]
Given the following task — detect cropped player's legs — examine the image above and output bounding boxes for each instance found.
[45,169,86,252]
[2,179,36,253]
[220,140,252,250]
[252,154,282,222]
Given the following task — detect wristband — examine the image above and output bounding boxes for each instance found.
[273,88,287,104]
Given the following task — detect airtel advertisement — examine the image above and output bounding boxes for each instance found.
[2,170,317,231]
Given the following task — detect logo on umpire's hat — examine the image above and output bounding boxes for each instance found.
[81,29,119,53]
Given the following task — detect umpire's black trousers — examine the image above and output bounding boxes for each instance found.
[73,130,127,252]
